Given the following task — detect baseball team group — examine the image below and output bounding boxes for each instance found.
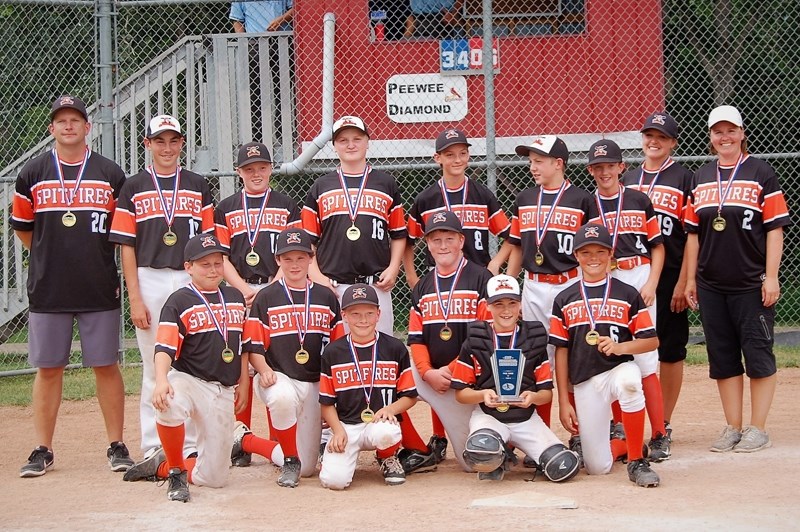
[12,94,789,502]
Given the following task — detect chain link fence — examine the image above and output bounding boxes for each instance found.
[1,0,798,375]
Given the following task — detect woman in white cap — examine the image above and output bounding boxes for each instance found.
[684,105,790,453]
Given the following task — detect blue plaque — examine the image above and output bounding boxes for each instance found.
[491,348,525,404]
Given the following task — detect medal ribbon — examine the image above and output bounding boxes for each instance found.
[188,283,229,348]
[438,178,469,221]
[535,180,569,249]
[52,147,90,209]
[279,278,311,349]
[715,153,746,216]
[148,165,182,229]
[241,189,272,250]
[638,157,673,198]
[594,185,625,256]
[579,275,612,333]
[433,256,467,325]
[347,333,380,408]
[336,165,371,226]
[491,323,519,351]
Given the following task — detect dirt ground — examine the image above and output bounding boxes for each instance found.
[2,365,799,531]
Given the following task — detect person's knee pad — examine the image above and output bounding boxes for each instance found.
[539,444,580,482]
[462,428,505,473]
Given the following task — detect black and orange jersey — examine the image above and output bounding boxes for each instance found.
[588,187,663,260]
[407,178,511,267]
[301,168,406,282]
[155,285,247,387]
[11,150,125,313]
[685,155,791,293]
[408,259,492,370]
[243,281,344,382]
[622,160,693,270]
[508,183,593,274]
[109,168,215,269]
[550,277,656,385]
[215,190,301,281]
[451,321,552,424]
[319,332,417,425]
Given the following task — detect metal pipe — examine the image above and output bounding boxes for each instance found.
[482,0,497,254]
[96,0,115,159]
[278,12,336,176]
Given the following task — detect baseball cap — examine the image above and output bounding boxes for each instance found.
[237,141,272,167]
[341,283,380,310]
[146,114,184,139]
[332,115,369,140]
[515,135,570,164]
[274,228,314,256]
[50,95,88,121]
[708,105,744,128]
[486,274,521,304]
[435,128,471,152]
[424,210,463,236]
[587,139,623,165]
[184,233,229,262]
[573,223,613,252]
[641,112,679,139]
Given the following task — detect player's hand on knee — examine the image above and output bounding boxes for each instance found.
[373,407,398,425]
[258,368,277,388]
[327,430,348,453]
[152,382,174,412]
[130,299,151,329]
[559,405,579,435]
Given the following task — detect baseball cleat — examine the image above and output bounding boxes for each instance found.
[522,455,538,469]
[123,447,165,482]
[664,421,673,443]
[709,425,742,453]
[19,446,54,478]
[108,441,135,472]
[231,421,253,467]
[733,426,772,453]
[398,448,437,474]
[627,458,659,488]
[610,421,626,441]
[568,435,583,468]
[379,455,406,485]
[648,433,671,462]
[277,457,301,488]
[427,435,448,463]
[477,466,505,481]
[167,468,190,502]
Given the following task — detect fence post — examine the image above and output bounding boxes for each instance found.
[96,0,115,160]
[482,0,497,255]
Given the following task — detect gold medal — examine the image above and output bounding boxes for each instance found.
[609,257,618,271]
[61,211,77,227]
[295,348,310,364]
[221,346,235,363]
[585,330,600,346]
[361,408,375,423]
[439,325,453,341]
[346,225,361,241]
[534,251,544,266]
[163,230,178,247]
[496,403,509,413]
[245,250,261,266]
[712,216,726,232]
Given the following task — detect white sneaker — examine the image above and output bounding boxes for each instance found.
[709,425,742,452]
[733,426,771,453]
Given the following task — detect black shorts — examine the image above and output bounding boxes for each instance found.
[655,268,688,363]
[697,287,777,380]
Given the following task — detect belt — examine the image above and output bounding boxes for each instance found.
[331,274,376,286]
[526,268,579,285]
[244,275,272,285]
[614,256,650,271]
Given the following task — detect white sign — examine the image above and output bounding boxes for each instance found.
[386,73,467,123]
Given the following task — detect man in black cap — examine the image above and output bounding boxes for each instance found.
[405,128,512,288]
[13,95,134,477]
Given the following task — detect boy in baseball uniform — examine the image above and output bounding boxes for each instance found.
[240,228,344,487]
[451,274,580,482]
[110,115,215,460]
[401,211,492,474]
[551,223,661,487]
[318,284,418,489]
[122,234,256,502]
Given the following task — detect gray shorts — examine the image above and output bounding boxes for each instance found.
[28,309,121,368]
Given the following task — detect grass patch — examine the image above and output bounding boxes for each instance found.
[686,344,800,368]
[0,365,142,406]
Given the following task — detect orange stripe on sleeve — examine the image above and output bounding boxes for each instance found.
[319,373,335,398]
[763,191,790,224]
[11,193,34,223]
[330,321,345,342]
[397,366,416,394]
[630,308,655,336]
[110,208,137,237]
[215,222,231,247]
[509,216,521,240]
[407,216,423,239]
[646,215,661,242]
[488,209,511,235]
[451,359,476,386]
[411,343,433,378]
[301,206,321,238]
[200,205,215,232]
[388,204,406,231]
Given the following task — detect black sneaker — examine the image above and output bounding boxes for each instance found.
[167,468,191,502]
[568,435,583,468]
[627,458,660,488]
[231,421,252,467]
[108,441,135,472]
[522,455,538,469]
[477,466,505,481]
[427,435,448,463]
[398,448,437,474]
[664,421,673,443]
[648,433,671,462]
[19,446,54,478]
[123,447,165,482]
[277,457,301,488]
[379,454,406,485]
